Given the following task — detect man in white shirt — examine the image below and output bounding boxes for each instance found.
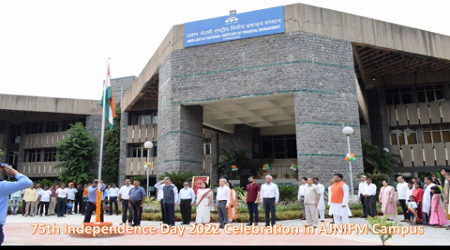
[358,175,367,218]
[66,183,78,215]
[396,176,409,222]
[37,185,52,216]
[157,184,165,223]
[261,175,279,227]
[108,184,120,215]
[34,183,42,217]
[297,177,307,220]
[313,178,325,222]
[178,182,196,225]
[215,178,230,229]
[118,179,134,225]
[363,177,377,218]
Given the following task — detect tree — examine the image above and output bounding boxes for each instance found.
[157,170,195,191]
[362,141,403,175]
[102,106,121,185]
[213,149,263,181]
[56,122,97,184]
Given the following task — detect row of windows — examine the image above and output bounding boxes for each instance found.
[386,83,447,105]
[390,126,450,145]
[24,149,63,163]
[27,119,86,134]
[130,113,158,126]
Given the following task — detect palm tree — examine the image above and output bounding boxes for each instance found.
[362,141,403,175]
[157,170,195,191]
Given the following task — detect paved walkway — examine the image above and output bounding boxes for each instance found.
[2,213,450,245]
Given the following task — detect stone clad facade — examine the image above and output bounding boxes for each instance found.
[157,30,363,185]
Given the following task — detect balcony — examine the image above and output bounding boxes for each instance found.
[391,143,450,167]
[124,155,211,176]
[18,161,64,178]
[126,124,157,143]
[21,131,70,149]
[387,100,450,126]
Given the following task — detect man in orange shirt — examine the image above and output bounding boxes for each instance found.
[328,173,352,225]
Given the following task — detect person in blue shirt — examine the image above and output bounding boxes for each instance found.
[83,179,106,223]
[128,180,146,227]
[0,164,32,245]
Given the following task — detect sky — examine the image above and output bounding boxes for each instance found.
[1,0,449,101]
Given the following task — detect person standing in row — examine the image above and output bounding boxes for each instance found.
[413,182,424,224]
[261,175,279,227]
[422,176,435,225]
[37,185,52,216]
[157,182,165,223]
[9,189,22,215]
[55,183,68,217]
[83,179,106,223]
[358,175,367,218]
[155,177,178,227]
[245,176,260,226]
[327,178,335,224]
[74,183,84,215]
[49,184,57,216]
[313,178,325,222]
[118,179,133,226]
[128,180,146,227]
[329,173,351,225]
[227,182,237,223]
[297,178,307,220]
[66,183,77,215]
[34,183,42,217]
[304,178,320,228]
[362,177,377,218]
[215,178,230,229]
[195,182,213,225]
[0,164,33,245]
[396,176,409,222]
[178,181,195,225]
[108,184,119,216]
[379,180,397,221]
[23,184,37,217]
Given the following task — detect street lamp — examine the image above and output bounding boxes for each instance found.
[342,126,354,200]
[143,141,153,198]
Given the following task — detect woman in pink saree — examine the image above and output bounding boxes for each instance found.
[378,180,398,221]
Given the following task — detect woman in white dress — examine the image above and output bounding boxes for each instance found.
[195,182,214,225]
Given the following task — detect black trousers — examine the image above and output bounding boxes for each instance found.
[365,196,377,217]
[109,197,119,215]
[121,200,133,223]
[399,199,408,220]
[74,198,82,213]
[39,202,49,216]
[360,194,367,217]
[83,202,104,222]
[131,200,143,226]
[56,198,66,216]
[180,199,192,224]
[163,202,175,226]
[160,201,165,223]
[0,224,3,246]
[263,198,276,226]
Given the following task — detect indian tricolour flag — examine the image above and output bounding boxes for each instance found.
[100,64,116,130]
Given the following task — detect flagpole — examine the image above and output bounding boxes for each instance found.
[98,56,109,183]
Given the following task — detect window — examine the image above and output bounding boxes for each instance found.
[128,143,157,158]
[417,84,444,103]
[29,122,44,134]
[152,112,158,124]
[386,87,412,105]
[61,119,86,131]
[390,127,418,146]
[423,125,450,144]
[43,149,57,162]
[261,135,297,159]
[131,113,158,126]
[203,140,211,155]
[46,121,59,133]
[26,150,41,162]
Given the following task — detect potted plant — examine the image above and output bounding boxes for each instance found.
[272,174,277,179]
[284,173,290,179]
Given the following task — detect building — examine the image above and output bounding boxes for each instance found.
[118,3,450,188]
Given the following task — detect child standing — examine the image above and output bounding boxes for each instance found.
[429,186,449,228]
[407,195,418,224]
